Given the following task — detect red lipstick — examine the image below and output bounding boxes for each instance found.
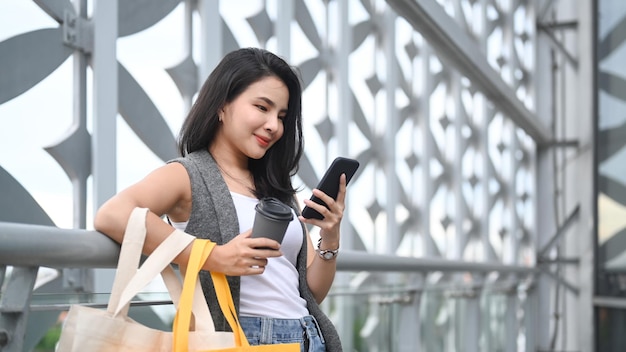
[255,135,270,147]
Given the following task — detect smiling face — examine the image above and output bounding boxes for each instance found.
[213,75,289,162]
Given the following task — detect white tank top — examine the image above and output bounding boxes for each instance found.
[171,192,308,318]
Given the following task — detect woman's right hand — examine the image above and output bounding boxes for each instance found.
[205,229,283,276]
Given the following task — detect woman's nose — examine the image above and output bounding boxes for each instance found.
[264,114,280,132]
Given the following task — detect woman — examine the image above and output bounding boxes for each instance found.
[94,47,344,351]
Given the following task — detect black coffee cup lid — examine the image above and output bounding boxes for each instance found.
[255,197,294,221]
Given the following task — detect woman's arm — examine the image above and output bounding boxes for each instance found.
[94,162,192,256]
[94,162,282,275]
[299,174,347,304]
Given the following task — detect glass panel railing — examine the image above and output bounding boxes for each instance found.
[324,280,531,352]
[480,292,508,351]
[3,263,535,352]
[20,281,533,351]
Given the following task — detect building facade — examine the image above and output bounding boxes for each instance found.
[0,0,613,350]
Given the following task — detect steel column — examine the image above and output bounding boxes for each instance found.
[92,0,118,209]
[0,267,38,352]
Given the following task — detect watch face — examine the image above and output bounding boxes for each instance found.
[323,251,335,260]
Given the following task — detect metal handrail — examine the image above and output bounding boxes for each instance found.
[0,221,537,274]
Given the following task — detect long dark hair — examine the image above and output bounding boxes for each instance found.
[178,48,304,203]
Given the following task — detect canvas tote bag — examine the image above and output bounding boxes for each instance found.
[56,207,236,351]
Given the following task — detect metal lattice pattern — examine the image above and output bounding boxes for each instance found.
[597,2,626,275]
[0,0,539,350]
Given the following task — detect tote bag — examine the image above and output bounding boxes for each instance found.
[56,207,236,351]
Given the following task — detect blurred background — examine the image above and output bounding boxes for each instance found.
[0,0,623,351]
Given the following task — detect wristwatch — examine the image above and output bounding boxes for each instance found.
[317,237,339,260]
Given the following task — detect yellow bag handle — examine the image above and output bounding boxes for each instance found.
[173,239,250,351]
[210,270,248,345]
[174,239,300,351]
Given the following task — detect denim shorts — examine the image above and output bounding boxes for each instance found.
[239,315,326,352]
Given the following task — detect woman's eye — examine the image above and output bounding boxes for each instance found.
[256,105,268,112]
[278,115,286,121]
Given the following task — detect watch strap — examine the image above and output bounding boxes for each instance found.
[317,237,339,260]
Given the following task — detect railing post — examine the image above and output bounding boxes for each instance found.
[0,328,8,347]
[0,266,5,290]
[0,267,39,352]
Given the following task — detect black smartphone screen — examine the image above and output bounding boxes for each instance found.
[301,157,360,220]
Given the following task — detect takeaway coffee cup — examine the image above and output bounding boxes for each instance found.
[251,197,293,246]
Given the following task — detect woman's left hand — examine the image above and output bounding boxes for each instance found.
[298,173,347,245]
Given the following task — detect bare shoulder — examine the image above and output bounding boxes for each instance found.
[141,162,189,189]
[122,162,192,220]
[151,161,188,179]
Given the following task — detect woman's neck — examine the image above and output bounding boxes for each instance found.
[210,149,255,197]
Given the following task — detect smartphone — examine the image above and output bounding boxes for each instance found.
[301,157,360,220]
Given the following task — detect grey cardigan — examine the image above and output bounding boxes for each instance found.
[169,149,342,351]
